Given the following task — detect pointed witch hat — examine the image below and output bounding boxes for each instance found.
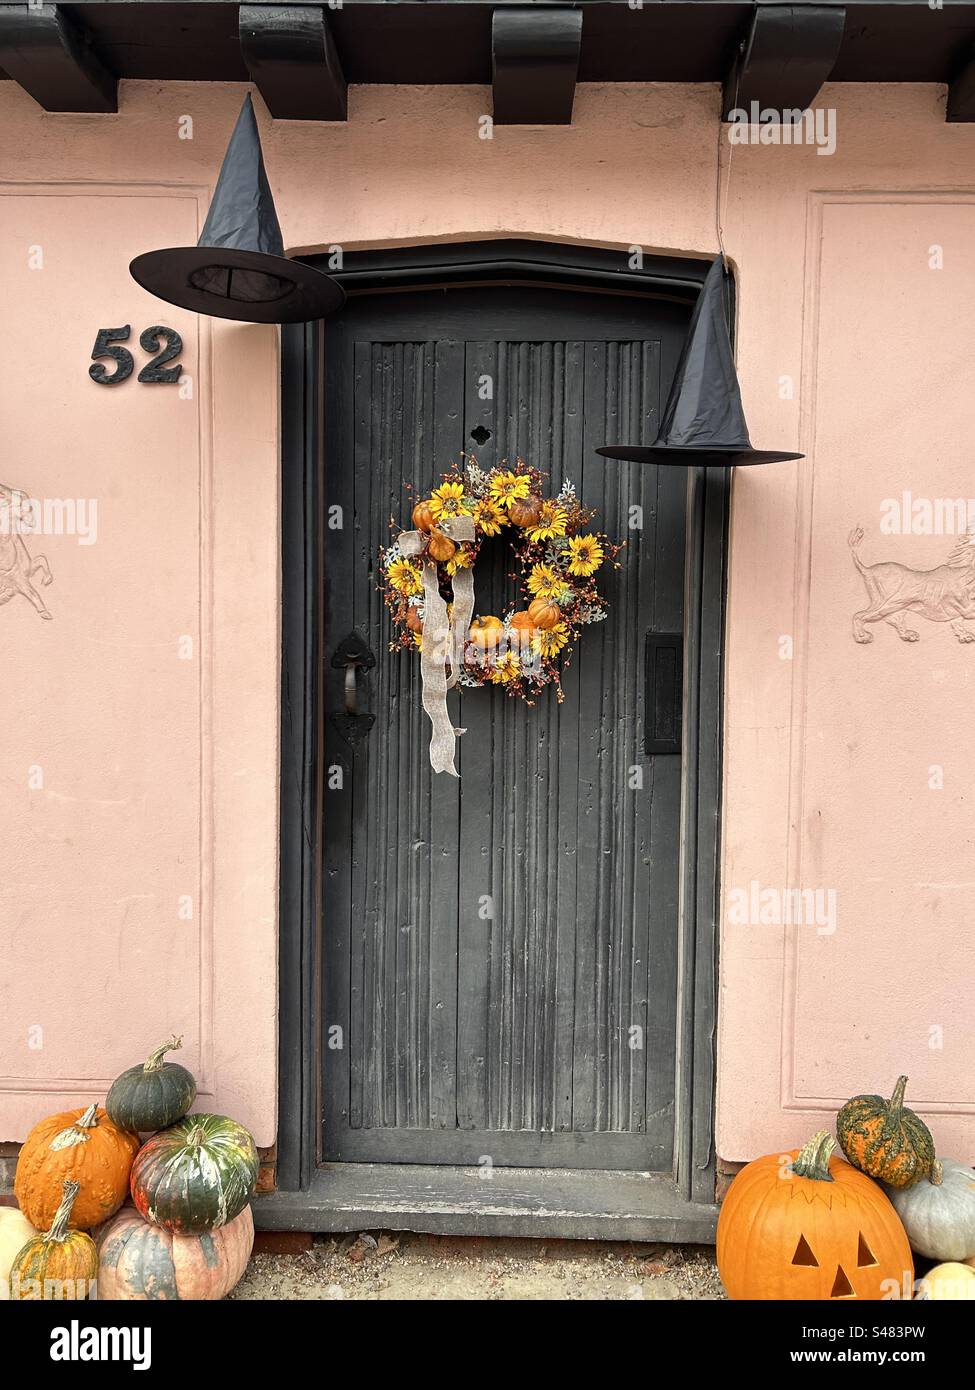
[129,95,344,324]
[597,255,802,467]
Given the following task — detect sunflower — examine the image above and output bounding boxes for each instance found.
[473,498,507,536]
[567,534,605,577]
[429,479,470,520]
[446,546,474,576]
[527,500,568,543]
[527,562,562,599]
[488,469,531,510]
[537,622,570,658]
[388,558,423,596]
[413,633,423,651]
[490,651,522,685]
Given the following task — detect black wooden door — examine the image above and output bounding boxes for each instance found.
[321,285,689,1170]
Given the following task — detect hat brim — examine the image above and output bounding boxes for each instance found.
[129,246,345,324]
[596,444,804,467]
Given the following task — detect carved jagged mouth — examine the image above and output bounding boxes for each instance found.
[792,1232,878,1297]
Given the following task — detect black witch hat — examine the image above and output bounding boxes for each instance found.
[130,95,344,324]
[597,256,802,467]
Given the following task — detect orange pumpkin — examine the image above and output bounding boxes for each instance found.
[717,1131,913,1301]
[426,529,456,562]
[508,493,544,529]
[15,1102,139,1232]
[527,597,562,631]
[508,611,538,649]
[509,611,537,632]
[411,500,436,533]
[468,615,504,650]
[404,606,423,634]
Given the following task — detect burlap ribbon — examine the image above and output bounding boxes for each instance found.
[399,514,476,776]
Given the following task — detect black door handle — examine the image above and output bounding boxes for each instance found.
[329,632,376,745]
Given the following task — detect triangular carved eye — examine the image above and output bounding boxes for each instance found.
[857,1234,878,1268]
[792,1235,818,1266]
[831,1266,855,1298]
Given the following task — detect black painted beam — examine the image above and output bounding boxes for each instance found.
[240,4,347,121]
[947,45,975,122]
[0,2,116,112]
[492,7,583,126]
[722,4,846,120]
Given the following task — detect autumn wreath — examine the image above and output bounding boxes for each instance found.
[379,459,621,774]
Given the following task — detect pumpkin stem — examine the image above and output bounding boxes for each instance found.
[75,1102,99,1130]
[929,1159,944,1186]
[144,1035,183,1073]
[888,1075,909,1117]
[46,1179,80,1243]
[792,1130,836,1182]
[186,1123,207,1147]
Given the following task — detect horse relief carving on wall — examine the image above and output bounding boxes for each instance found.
[0,483,54,620]
[849,526,975,644]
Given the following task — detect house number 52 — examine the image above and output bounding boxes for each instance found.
[89,325,183,385]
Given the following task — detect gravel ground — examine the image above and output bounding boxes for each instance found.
[229,1234,724,1301]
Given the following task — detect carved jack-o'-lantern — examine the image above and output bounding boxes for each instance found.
[717,1131,914,1300]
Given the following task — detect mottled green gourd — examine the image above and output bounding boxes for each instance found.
[130,1114,258,1235]
[106,1036,197,1134]
[836,1075,936,1189]
[97,1204,254,1300]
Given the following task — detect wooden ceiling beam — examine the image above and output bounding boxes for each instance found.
[722,4,846,120]
[239,4,347,121]
[0,2,116,113]
[492,7,583,126]
[947,46,975,121]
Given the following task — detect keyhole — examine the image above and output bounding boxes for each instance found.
[470,426,491,446]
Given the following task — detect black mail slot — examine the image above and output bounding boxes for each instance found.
[645,632,683,755]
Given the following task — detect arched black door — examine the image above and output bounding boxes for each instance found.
[320,281,690,1170]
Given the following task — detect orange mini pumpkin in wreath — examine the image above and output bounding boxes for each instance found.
[378,460,622,774]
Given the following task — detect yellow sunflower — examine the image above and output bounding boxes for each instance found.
[473,499,507,536]
[488,469,531,510]
[537,622,569,658]
[429,480,470,520]
[446,546,474,576]
[490,651,522,685]
[388,558,423,596]
[527,500,568,543]
[527,563,562,599]
[413,633,423,651]
[567,534,605,577]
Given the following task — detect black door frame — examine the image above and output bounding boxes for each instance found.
[269,240,727,1238]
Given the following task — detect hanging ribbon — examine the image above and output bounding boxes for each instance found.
[399,514,476,776]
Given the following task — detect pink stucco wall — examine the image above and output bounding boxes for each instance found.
[1,80,972,1163]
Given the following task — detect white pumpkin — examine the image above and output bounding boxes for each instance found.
[885,1159,975,1261]
[916,1262,975,1300]
[0,1205,39,1300]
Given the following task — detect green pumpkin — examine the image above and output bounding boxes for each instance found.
[130,1114,258,1234]
[836,1075,936,1189]
[106,1036,196,1134]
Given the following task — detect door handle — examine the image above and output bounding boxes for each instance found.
[342,660,360,715]
[329,631,376,745]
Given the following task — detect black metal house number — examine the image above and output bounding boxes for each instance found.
[89,325,183,386]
